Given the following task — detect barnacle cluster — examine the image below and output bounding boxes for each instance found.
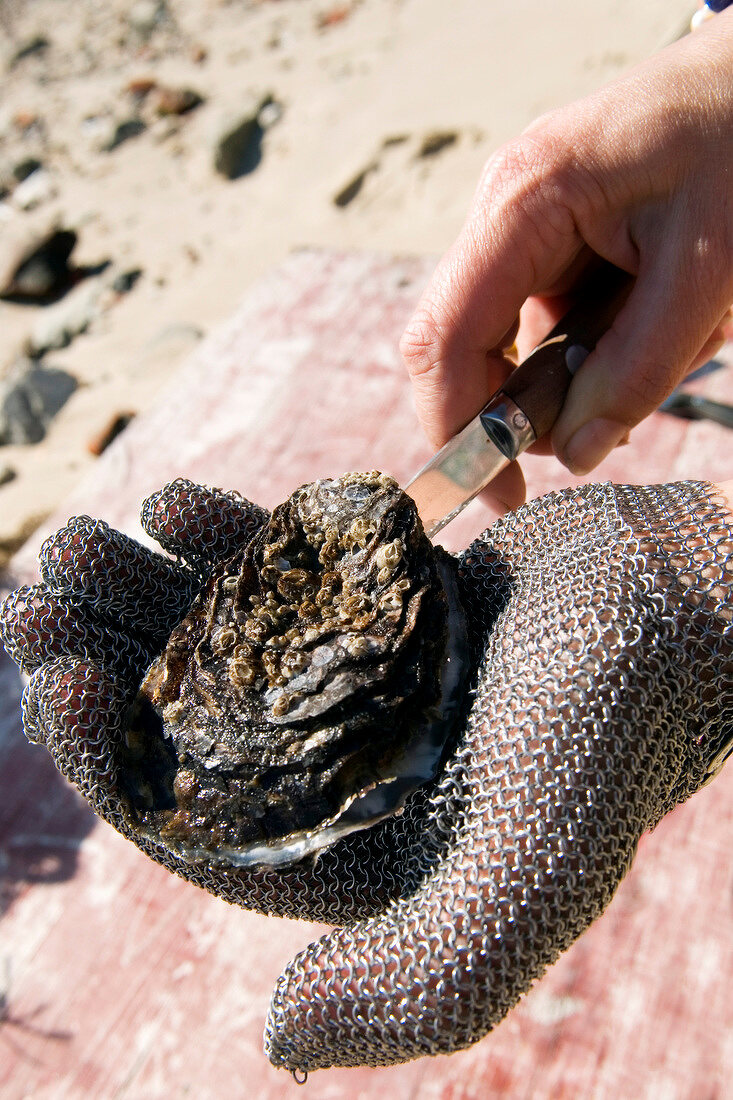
[123,472,467,866]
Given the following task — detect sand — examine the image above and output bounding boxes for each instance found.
[0,0,695,566]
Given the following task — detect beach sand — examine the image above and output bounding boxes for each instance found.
[0,0,695,566]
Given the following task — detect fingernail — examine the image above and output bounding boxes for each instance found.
[562,418,629,475]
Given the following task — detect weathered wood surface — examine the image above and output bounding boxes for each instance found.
[1,249,731,1099]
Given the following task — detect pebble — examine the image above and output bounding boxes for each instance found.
[27,264,143,355]
[9,36,50,69]
[111,268,143,295]
[213,94,280,180]
[333,164,375,208]
[0,224,77,300]
[11,168,57,211]
[316,5,352,30]
[0,465,17,487]
[12,157,43,183]
[29,274,107,354]
[87,412,136,456]
[416,130,459,158]
[0,359,77,446]
[101,118,147,153]
[153,86,204,117]
[12,109,40,133]
[125,76,158,99]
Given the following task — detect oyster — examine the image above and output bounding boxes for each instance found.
[122,472,467,867]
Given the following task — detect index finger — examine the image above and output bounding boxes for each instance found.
[400,140,585,451]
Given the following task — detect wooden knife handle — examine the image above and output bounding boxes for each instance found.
[501,264,633,441]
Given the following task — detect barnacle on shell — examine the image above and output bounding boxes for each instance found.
[121,472,468,867]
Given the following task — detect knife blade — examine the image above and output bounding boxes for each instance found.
[406,264,633,537]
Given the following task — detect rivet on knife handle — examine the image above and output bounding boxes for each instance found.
[406,265,634,537]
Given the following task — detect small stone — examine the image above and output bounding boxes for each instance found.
[416,130,459,158]
[0,359,77,446]
[154,86,204,117]
[9,36,50,69]
[101,118,146,153]
[213,95,280,180]
[29,271,111,354]
[125,76,158,99]
[316,5,351,29]
[11,168,56,211]
[111,268,143,295]
[12,110,39,132]
[87,412,136,456]
[0,225,77,300]
[12,157,43,183]
[0,465,16,487]
[333,164,376,208]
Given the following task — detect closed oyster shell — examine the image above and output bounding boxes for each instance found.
[122,472,467,866]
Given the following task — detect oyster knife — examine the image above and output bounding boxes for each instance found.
[406,265,633,538]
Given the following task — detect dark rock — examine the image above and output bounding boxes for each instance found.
[382,134,409,148]
[0,229,77,300]
[111,268,143,294]
[102,118,146,153]
[333,164,376,208]
[0,360,78,446]
[9,36,50,68]
[416,130,459,158]
[213,95,280,180]
[0,465,16,487]
[13,157,43,183]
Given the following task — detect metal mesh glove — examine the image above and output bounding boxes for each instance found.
[1,477,731,1074]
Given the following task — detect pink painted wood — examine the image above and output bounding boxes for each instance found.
[1,249,731,1099]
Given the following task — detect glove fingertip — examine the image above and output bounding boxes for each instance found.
[141,478,269,566]
[0,584,43,673]
[23,657,127,808]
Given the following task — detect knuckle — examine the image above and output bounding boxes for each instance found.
[473,129,585,256]
[399,305,449,378]
[480,129,575,213]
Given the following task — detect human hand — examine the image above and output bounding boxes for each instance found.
[401,13,733,514]
[2,477,730,1072]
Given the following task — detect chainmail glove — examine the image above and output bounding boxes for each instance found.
[1,477,731,1073]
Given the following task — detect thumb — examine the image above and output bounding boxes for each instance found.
[552,244,733,475]
[264,897,458,1072]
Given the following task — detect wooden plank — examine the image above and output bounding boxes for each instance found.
[1,248,732,1099]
